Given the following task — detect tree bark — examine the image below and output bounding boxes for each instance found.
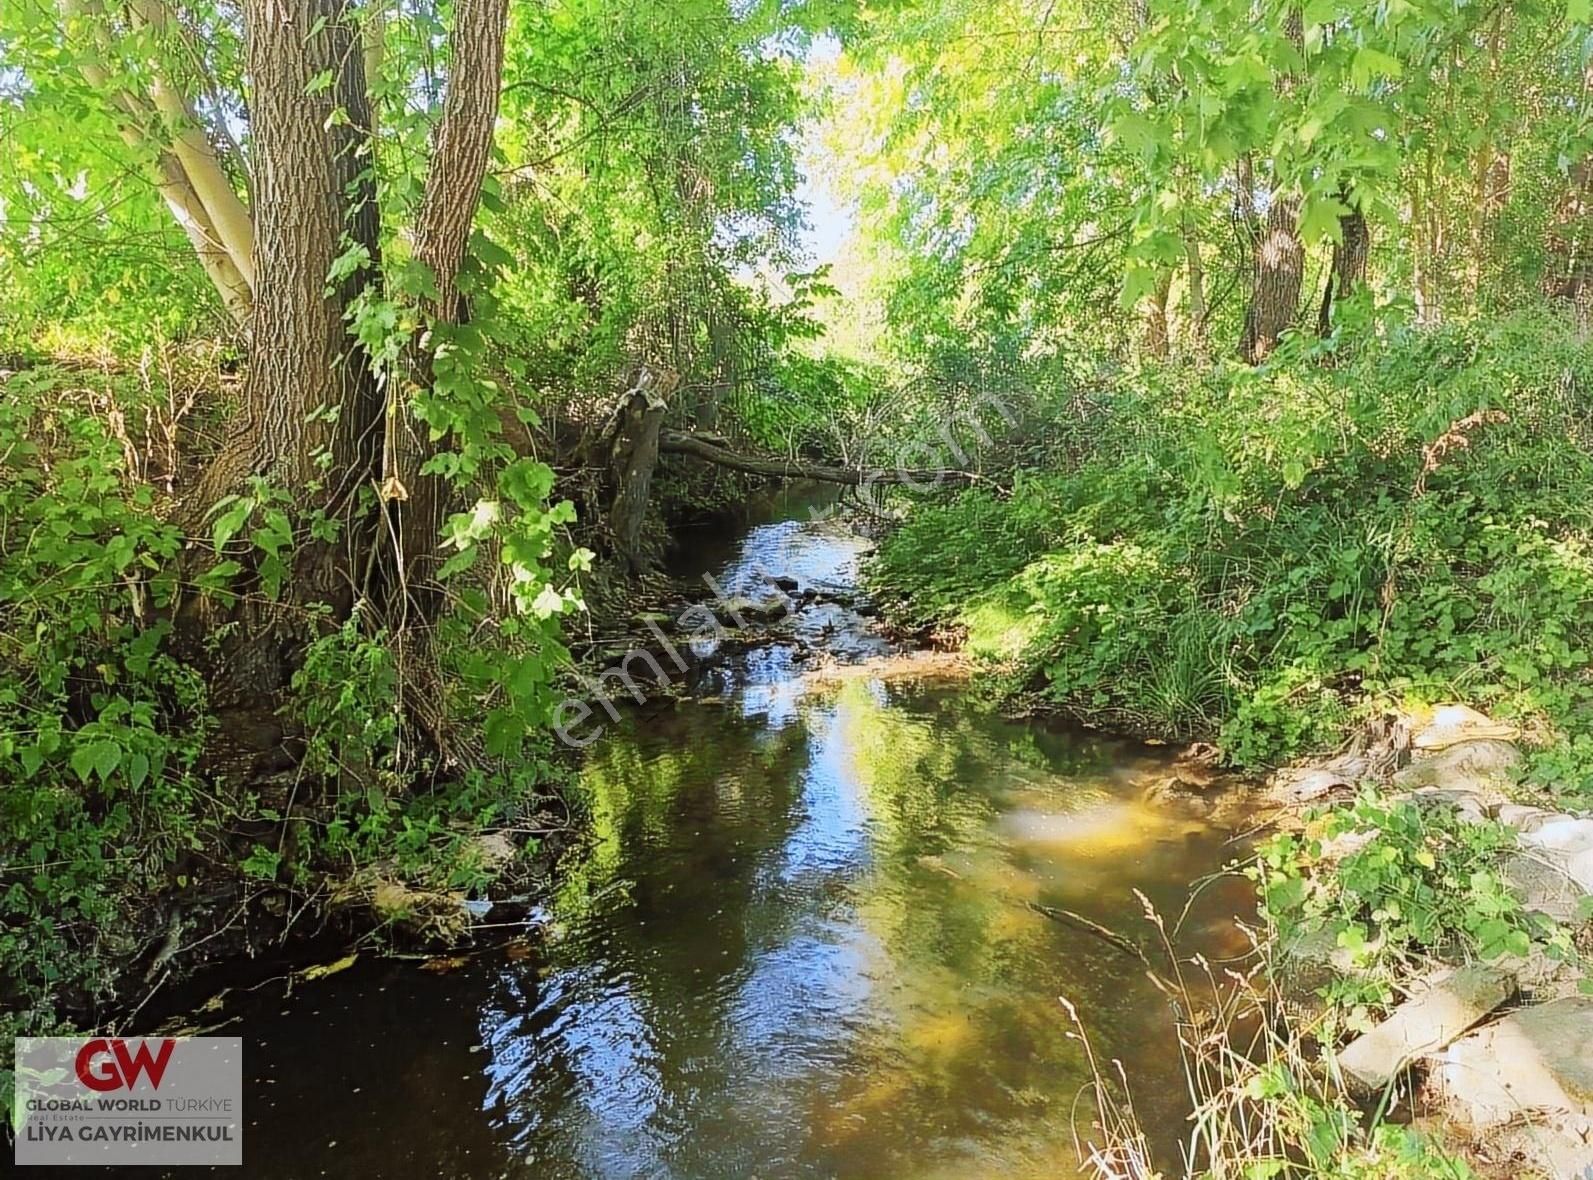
[1547,62,1593,320]
[59,0,256,321]
[1317,195,1369,336]
[390,0,511,589]
[1142,271,1171,359]
[607,365,678,575]
[1238,9,1305,363]
[1465,8,1507,310]
[1182,212,1207,357]
[1411,148,1441,325]
[235,0,380,494]
[1240,190,1304,363]
[125,0,257,293]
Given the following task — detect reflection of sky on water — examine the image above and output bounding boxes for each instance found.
[459,506,1240,1180]
[480,672,890,1177]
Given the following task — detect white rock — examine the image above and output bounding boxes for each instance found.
[1337,964,1515,1093]
[1498,804,1564,834]
[1519,818,1593,895]
[1434,997,1593,1130]
[1410,704,1519,751]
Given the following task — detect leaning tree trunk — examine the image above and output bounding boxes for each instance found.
[1240,190,1304,364]
[389,0,510,596]
[606,365,680,576]
[1317,196,1370,336]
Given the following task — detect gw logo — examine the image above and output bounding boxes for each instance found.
[74,1038,176,1092]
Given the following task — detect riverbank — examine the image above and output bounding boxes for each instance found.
[856,318,1593,1176]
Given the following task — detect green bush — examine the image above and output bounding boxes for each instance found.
[0,366,205,1036]
[870,312,1593,784]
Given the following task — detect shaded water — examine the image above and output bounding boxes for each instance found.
[195,491,1252,1179]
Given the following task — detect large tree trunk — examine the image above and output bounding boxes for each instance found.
[232,0,380,495]
[183,0,382,703]
[1240,183,1304,363]
[390,0,510,591]
[1237,9,1305,363]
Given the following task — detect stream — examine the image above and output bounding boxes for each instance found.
[174,488,1253,1179]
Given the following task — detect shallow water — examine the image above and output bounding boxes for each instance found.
[193,491,1252,1179]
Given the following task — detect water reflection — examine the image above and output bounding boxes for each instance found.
[209,500,1250,1180]
[472,673,1242,1180]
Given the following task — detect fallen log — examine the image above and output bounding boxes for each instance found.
[658,430,983,487]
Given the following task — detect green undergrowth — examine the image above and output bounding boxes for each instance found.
[871,313,1593,796]
[0,353,576,1051]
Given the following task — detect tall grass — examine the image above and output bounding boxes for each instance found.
[1065,894,1478,1180]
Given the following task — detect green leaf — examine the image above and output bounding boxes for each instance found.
[1299,194,1350,245]
[1350,47,1402,89]
[1110,112,1168,162]
[1570,0,1591,23]
[211,497,254,551]
[483,710,522,757]
[70,739,121,785]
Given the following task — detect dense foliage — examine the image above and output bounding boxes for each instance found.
[873,315,1593,789]
[0,0,843,1043]
[4,0,1593,1169]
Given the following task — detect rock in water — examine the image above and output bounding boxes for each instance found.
[1336,964,1515,1093]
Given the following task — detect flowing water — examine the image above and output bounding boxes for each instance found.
[180,489,1253,1179]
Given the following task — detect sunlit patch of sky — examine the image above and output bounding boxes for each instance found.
[795,33,854,269]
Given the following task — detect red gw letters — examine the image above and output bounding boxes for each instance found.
[74,1039,177,1092]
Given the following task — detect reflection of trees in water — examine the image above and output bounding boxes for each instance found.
[473,681,1227,1179]
[476,702,821,1174]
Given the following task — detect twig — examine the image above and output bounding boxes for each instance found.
[1028,900,1152,966]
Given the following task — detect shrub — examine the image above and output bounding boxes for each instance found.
[870,312,1593,783]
